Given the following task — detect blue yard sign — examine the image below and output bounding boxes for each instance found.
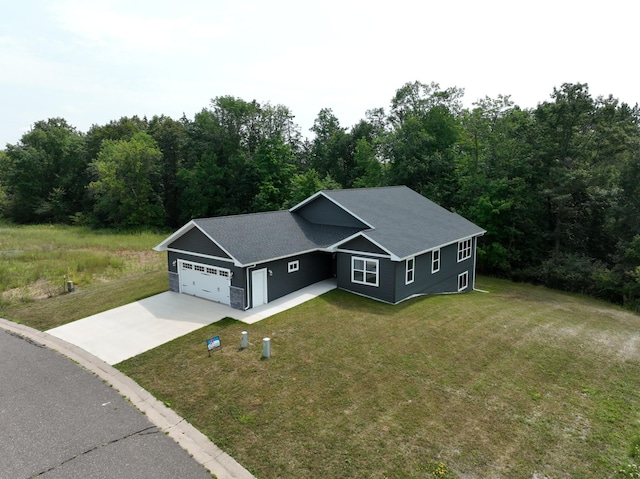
[206,336,221,355]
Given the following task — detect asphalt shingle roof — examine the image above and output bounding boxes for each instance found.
[193,211,362,265]
[158,186,485,265]
[320,186,486,259]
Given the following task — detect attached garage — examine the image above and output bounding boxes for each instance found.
[178,260,231,305]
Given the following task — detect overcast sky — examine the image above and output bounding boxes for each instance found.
[1,0,637,147]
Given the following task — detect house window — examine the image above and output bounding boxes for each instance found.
[458,271,469,291]
[351,257,379,287]
[288,260,299,273]
[405,257,415,284]
[431,249,440,273]
[458,239,472,262]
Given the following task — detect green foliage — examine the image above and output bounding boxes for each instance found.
[352,138,382,188]
[286,169,340,207]
[89,132,164,228]
[385,81,463,205]
[1,81,640,311]
[1,118,87,223]
[251,137,295,211]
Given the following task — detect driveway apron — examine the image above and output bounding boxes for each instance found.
[46,279,337,365]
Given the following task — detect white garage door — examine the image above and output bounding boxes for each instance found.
[179,260,231,305]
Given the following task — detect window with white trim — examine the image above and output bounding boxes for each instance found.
[351,257,379,286]
[288,260,299,273]
[431,249,440,273]
[405,257,415,284]
[458,271,469,291]
[457,239,472,262]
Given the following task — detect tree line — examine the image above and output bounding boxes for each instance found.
[1,81,639,311]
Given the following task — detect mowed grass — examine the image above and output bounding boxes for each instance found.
[118,277,640,479]
[0,222,168,329]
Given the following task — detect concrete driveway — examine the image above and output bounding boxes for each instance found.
[47,279,336,365]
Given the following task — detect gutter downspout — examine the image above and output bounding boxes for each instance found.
[471,235,489,293]
[245,264,257,310]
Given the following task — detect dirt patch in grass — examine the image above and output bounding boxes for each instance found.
[1,278,62,301]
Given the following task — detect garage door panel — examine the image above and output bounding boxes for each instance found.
[179,260,230,305]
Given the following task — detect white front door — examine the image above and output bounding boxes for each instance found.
[179,260,230,305]
[251,268,268,308]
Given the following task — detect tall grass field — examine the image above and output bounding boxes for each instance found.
[0,223,168,329]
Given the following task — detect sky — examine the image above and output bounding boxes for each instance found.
[1,0,638,148]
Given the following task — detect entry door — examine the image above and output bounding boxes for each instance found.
[251,268,268,307]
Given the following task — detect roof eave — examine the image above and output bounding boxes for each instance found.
[153,220,197,251]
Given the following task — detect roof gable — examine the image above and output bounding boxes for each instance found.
[168,226,231,259]
[290,192,371,228]
[321,186,486,259]
[337,234,390,256]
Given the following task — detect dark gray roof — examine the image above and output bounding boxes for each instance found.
[320,186,486,259]
[193,211,361,265]
[156,186,485,265]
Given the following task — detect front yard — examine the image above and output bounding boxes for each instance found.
[117,277,640,478]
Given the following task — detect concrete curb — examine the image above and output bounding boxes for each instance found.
[0,318,256,479]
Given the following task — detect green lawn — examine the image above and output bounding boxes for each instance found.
[0,223,168,328]
[117,277,640,478]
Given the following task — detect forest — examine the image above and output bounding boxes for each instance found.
[1,81,639,311]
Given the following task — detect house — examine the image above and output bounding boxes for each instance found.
[153,186,486,310]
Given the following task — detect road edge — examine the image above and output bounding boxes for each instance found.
[0,318,256,479]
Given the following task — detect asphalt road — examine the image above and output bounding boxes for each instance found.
[0,329,214,479]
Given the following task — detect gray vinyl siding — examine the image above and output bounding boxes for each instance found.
[295,195,369,228]
[394,242,476,301]
[169,227,231,259]
[257,252,333,303]
[394,252,433,300]
[336,252,395,303]
[339,236,387,255]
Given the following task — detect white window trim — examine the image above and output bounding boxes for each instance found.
[431,249,440,273]
[405,257,415,285]
[288,260,299,273]
[458,271,469,291]
[351,256,379,287]
[457,239,472,262]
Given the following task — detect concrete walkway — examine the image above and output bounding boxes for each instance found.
[47,279,337,365]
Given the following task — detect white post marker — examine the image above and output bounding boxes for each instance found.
[262,337,271,359]
[241,331,248,349]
